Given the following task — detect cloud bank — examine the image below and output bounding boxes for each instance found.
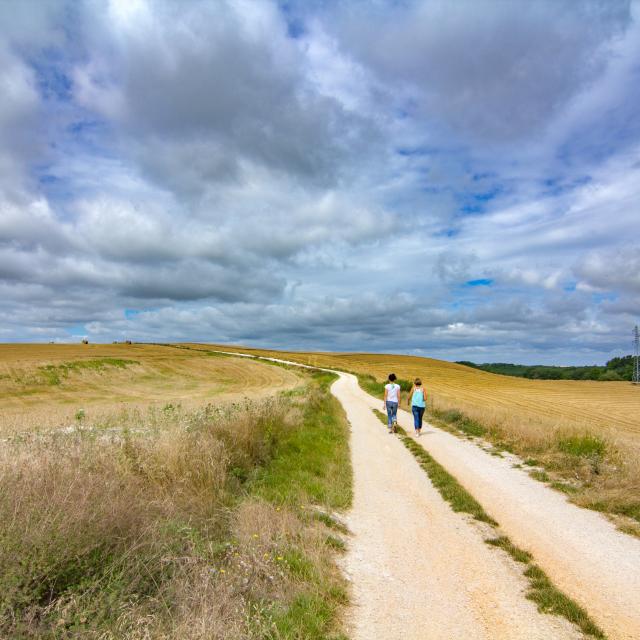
[0,0,639,364]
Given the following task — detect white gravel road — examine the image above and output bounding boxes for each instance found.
[332,373,584,640]
[336,372,640,640]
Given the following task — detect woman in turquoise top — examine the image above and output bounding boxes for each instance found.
[407,378,426,436]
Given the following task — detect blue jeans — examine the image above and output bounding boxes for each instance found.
[412,405,425,430]
[385,401,398,427]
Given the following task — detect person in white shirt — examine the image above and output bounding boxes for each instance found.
[383,373,401,433]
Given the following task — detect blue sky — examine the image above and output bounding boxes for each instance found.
[1,0,639,364]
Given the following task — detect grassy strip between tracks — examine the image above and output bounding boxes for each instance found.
[485,537,605,638]
[0,370,351,640]
[372,408,606,639]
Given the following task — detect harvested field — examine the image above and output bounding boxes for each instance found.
[0,343,301,434]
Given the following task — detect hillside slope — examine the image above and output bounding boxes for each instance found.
[0,343,300,434]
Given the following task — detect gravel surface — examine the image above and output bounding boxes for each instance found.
[351,378,640,640]
[332,373,584,640]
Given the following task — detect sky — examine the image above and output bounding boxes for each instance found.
[1,0,639,364]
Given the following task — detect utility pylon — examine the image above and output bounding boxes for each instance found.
[634,325,640,384]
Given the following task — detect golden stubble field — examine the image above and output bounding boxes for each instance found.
[0,343,301,433]
[207,346,640,448]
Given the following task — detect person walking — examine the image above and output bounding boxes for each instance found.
[383,373,401,433]
[408,378,426,436]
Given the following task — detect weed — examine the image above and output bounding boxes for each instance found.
[372,408,388,425]
[523,565,605,638]
[550,481,579,494]
[530,470,550,482]
[557,434,606,458]
[431,407,487,437]
[485,536,532,563]
[357,374,411,396]
[325,535,346,551]
[484,537,605,637]
[312,511,349,535]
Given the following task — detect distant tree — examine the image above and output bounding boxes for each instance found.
[456,356,634,381]
[599,370,623,381]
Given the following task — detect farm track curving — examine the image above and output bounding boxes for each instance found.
[229,351,640,639]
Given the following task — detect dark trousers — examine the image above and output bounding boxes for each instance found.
[412,405,425,429]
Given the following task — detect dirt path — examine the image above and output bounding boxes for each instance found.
[219,352,640,638]
[331,373,583,640]
[341,372,640,640]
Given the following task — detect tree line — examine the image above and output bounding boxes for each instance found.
[456,355,635,381]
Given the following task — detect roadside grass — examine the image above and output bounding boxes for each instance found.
[251,372,351,510]
[246,371,352,638]
[0,372,350,639]
[373,408,606,638]
[358,374,412,396]
[430,407,487,438]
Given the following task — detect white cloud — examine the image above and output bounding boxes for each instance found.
[0,0,638,365]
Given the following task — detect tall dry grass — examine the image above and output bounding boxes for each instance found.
[0,378,350,639]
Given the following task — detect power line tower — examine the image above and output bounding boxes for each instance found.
[634,325,640,385]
